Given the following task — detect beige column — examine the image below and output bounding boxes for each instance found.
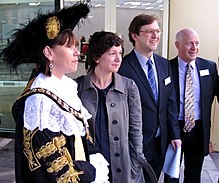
[105,0,116,32]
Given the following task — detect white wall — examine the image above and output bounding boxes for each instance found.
[169,0,219,151]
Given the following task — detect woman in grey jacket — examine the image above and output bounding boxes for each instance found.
[76,31,145,183]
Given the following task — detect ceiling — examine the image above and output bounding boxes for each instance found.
[0,0,164,10]
[67,0,164,10]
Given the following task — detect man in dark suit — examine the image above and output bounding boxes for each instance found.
[118,14,181,182]
[164,28,218,183]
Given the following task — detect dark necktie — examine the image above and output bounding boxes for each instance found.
[184,64,195,132]
[147,59,158,102]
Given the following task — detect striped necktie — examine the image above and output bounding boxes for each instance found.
[184,64,195,132]
[147,59,158,103]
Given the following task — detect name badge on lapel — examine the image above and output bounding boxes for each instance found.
[164,77,171,85]
[200,69,210,76]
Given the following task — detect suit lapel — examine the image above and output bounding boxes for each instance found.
[155,55,172,107]
[195,58,207,107]
[154,55,162,104]
[128,50,157,103]
[170,57,180,108]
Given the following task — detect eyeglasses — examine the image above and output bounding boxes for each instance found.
[139,29,163,36]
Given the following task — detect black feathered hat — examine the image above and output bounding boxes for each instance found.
[0,3,90,70]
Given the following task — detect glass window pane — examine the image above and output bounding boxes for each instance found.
[64,0,105,78]
[0,1,55,133]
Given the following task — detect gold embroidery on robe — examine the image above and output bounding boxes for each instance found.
[36,135,66,159]
[34,134,83,182]
[56,148,83,183]
[57,170,83,183]
[23,128,41,171]
[47,150,68,173]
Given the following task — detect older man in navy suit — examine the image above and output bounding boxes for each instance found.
[164,28,218,183]
[118,14,181,182]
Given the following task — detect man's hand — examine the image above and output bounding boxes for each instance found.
[171,139,182,150]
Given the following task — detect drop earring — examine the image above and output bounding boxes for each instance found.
[49,61,53,71]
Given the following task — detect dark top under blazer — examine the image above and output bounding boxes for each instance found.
[170,56,218,155]
[118,50,180,161]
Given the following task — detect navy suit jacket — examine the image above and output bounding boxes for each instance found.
[118,50,180,161]
[170,56,218,155]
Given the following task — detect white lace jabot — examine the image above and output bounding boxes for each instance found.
[23,73,91,136]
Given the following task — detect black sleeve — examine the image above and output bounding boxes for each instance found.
[23,128,95,182]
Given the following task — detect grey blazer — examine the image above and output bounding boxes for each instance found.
[76,71,144,183]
